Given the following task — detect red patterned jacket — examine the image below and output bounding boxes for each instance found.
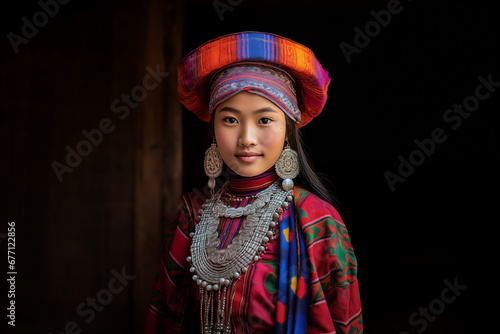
[143,186,362,333]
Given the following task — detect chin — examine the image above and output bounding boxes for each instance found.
[230,164,265,178]
[234,169,260,178]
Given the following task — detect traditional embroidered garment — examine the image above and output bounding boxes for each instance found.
[143,168,362,333]
[177,31,331,127]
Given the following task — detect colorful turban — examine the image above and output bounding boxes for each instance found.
[177,31,331,127]
[209,64,301,123]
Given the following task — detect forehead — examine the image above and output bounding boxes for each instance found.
[215,91,285,116]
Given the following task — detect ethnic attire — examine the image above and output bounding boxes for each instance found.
[144,31,362,333]
[143,168,362,333]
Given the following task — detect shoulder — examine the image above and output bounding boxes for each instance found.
[180,185,213,223]
[293,187,355,256]
[292,186,344,225]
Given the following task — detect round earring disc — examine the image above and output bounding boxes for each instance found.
[204,144,223,178]
[275,148,299,180]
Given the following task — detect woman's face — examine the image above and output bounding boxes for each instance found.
[214,91,287,177]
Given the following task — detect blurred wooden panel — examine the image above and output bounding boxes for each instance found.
[0,0,183,332]
[132,0,183,331]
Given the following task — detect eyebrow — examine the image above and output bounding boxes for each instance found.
[219,106,278,114]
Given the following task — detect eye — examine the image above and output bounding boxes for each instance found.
[223,117,238,124]
[259,117,273,125]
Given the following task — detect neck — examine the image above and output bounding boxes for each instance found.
[227,166,279,196]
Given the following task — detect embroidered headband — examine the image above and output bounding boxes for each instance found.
[209,64,301,123]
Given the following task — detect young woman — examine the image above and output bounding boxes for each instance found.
[143,31,362,334]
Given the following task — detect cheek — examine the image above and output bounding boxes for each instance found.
[214,126,235,159]
[260,126,286,155]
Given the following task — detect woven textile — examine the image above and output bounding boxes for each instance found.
[209,64,301,123]
[276,199,309,333]
[177,31,331,127]
[294,188,363,333]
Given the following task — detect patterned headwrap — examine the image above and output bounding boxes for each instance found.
[177,31,331,127]
[209,64,301,123]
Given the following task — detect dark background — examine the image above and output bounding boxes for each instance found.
[1,0,497,333]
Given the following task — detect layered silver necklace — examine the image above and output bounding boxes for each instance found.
[187,181,292,333]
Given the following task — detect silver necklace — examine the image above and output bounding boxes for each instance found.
[187,181,292,333]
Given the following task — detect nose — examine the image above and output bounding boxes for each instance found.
[238,124,257,147]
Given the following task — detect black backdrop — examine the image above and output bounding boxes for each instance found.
[182,1,498,333]
[2,0,498,333]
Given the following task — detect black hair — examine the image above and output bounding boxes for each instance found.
[285,116,337,207]
[209,113,338,208]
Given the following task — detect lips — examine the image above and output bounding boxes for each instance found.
[235,152,262,163]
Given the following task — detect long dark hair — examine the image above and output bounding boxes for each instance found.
[285,116,338,207]
[210,114,338,208]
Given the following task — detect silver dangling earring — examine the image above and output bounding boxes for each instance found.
[275,142,299,191]
[204,140,223,193]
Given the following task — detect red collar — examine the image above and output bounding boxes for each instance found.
[227,167,279,196]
